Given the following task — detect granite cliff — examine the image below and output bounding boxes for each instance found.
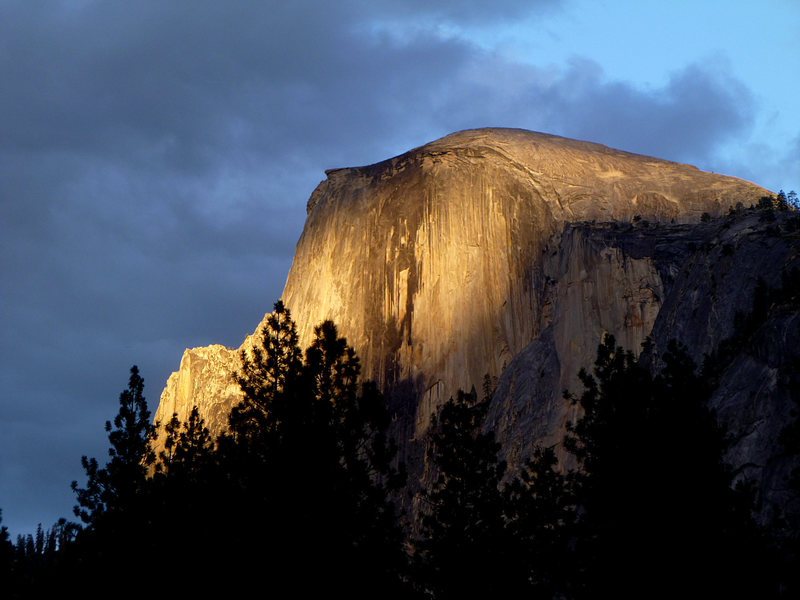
[155,128,796,513]
[487,212,800,518]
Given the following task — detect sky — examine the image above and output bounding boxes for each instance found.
[1,0,798,539]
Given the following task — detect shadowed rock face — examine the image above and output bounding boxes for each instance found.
[154,127,776,486]
[279,129,768,435]
[487,213,800,520]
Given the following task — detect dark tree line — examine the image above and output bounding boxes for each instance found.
[413,336,790,599]
[4,302,408,598]
[563,338,774,597]
[410,248,800,598]
[4,295,798,597]
[212,302,408,597]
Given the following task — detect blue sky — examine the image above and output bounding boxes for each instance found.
[1,0,798,539]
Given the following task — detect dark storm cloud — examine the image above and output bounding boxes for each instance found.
[2,0,555,172]
[724,131,800,193]
[545,60,753,164]
[0,0,761,537]
[428,55,754,169]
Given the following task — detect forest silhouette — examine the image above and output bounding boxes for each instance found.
[3,290,799,598]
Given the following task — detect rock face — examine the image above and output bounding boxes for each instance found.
[486,213,800,518]
[156,345,242,443]
[155,128,793,509]
[281,128,766,414]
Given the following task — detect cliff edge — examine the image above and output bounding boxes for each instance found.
[154,127,777,488]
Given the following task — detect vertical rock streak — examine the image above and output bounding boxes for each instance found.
[154,128,774,483]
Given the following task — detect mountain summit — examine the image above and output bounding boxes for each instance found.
[155,128,793,510]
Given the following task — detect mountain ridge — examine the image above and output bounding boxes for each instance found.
[154,128,784,505]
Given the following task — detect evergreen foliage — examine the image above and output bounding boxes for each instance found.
[9,291,798,597]
[565,335,775,598]
[415,333,786,598]
[4,518,79,596]
[0,511,13,584]
[47,305,409,597]
[503,445,577,597]
[156,406,214,479]
[71,365,155,525]
[229,299,303,445]
[64,365,160,596]
[415,387,510,598]
[756,190,794,211]
[220,303,409,597]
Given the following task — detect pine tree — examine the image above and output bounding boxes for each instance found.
[219,302,408,597]
[156,406,213,479]
[415,388,510,599]
[71,365,155,525]
[68,366,158,598]
[0,510,13,585]
[503,445,577,597]
[229,299,303,446]
[33,524,43,556]
[565,335,775,598]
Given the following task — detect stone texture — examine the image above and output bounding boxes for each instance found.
[486,222,670,473]
[154,127,781,500]
[279,128,767,436]
[154,345,241,443]
[487,212,800,519]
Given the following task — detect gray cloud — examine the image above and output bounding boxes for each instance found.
[426,55,754,169]
[0,0,771,537]
[720,131,800,193]
[550,60,754,164]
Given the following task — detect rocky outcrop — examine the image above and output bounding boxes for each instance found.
[155,127,780,497]
[486,221,671,472]
[155,345,241,442]
[281,128,767,414]
[487,211,800,519]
